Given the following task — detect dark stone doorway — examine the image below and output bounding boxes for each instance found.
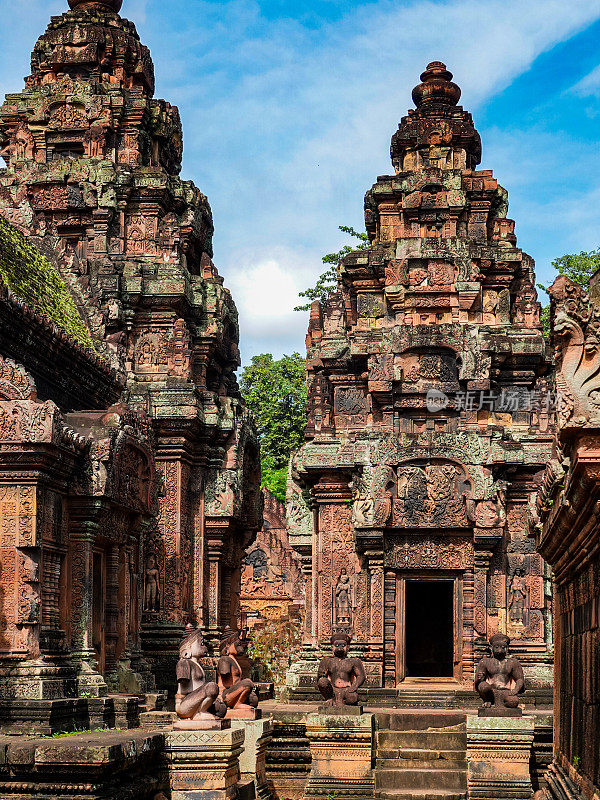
[405,580,453,677]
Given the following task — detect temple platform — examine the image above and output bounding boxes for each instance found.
[0,699,553,800]
[285,680,553,711]
[263,701,553,800]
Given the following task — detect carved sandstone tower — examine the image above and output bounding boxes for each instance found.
[0,0,261,688]
[287,63,554,695]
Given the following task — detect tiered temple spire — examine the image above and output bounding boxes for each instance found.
[287,62,553,695]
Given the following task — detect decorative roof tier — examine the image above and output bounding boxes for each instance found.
[68,0,123,11]
[28,0,153,95]
[391,61,481,173]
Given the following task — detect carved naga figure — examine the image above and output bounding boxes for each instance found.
[549,275,600,427]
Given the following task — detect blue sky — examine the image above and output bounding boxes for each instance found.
[2,0,600,367]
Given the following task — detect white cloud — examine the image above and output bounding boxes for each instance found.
[155,0,600,360]
[226,246,318,366]
[570,64,600,96]
[2,0,600,363]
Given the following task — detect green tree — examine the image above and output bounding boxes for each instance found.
[240,353,307,502]
[538,246,600,338]
[295,225,369,311]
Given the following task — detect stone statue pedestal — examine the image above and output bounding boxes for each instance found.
[231,716,273,800]
[164,723,244,800]
[477,706,523,718]
[466,714,535,799]
[305,709,374,799]
[225,706,261,720]
[173,717,230,731]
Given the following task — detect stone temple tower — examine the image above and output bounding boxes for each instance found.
[0,0,261,690]
[287,62,554,696]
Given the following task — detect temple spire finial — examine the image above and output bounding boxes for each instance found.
[412,61,461,108]
[68,0,123,12]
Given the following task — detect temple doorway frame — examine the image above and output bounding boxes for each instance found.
[395,572,463,683]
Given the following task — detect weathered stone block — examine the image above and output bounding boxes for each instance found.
[231,716,273,800]
[305,711,374,799]
[466,714,535,799]
[140,710,178,730]
[0,730,166,799]
[164,726,245,800]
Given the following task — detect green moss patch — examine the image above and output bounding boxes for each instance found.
[0,215,95,350]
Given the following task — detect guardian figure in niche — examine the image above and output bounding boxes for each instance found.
[334,568,352,626]
[475,633,525,716]
[144,555,160,611]
[174,627,226,729]
[217,627,259,719]
[317,632,366,706]
[508,568,529,626]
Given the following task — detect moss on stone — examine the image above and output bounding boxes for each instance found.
[0,215,95,350]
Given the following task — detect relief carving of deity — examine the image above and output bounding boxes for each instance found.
[508,568,529,627]
[323,295,346,336]
[334,568,353,627]
[144,555,161,612]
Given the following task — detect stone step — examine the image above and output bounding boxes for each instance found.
[377,728,467,751]
[375,791,466,800]
[375,767,467,792]
[377,748,467,767]
[377,758,467,771]
[376,713,467,731]
[389,692,477,710]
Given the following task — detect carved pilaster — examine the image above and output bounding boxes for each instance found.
[311,474,353,644]
[204,519,230,649]
[68,513,107,697]
[69,525,96,665]
[104,543,119,679]
[473,548,493,641]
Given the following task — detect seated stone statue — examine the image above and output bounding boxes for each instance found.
[317,631,366,706]
[217,627,259,719]
[174,626,226,728]
[475,633,525,716]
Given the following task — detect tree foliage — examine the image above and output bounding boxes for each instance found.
[549,247,600,289]
[247,615,304,689]
[538,247,600,338]
[240,353,307,501]
[295,225,369,311]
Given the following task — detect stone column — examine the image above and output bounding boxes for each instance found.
[473,546,493,670]
[40,545,65,653]
[104,543,119,680]
[68,510,107,697]
[300,555,314,645]
[366,549,384,686]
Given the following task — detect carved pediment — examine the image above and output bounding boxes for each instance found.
[390,460,472,528]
